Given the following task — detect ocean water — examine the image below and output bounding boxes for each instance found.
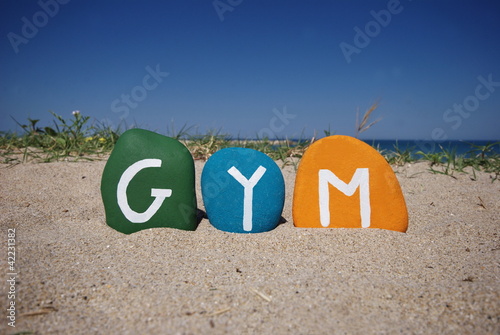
[246,138,500,157]
[361,140,500,157]
[229,136,499,157]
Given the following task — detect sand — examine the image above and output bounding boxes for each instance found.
[0,159,499,334]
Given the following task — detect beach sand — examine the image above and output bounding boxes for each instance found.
[0,159,498,334]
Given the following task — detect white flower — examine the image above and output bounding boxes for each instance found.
[72,110,80,116]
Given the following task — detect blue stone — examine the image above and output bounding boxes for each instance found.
[201,147,285,233]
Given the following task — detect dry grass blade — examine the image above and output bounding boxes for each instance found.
[206,307,231,316]
[249,287,272,302]
[20,306,58,317]
[477,196,486,209]
[356,101,382,137]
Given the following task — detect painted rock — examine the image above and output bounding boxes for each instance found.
[293,135,408,232]
[101,128,197,234]
[201,147,285,233]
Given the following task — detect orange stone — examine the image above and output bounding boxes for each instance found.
[293,135,408,232]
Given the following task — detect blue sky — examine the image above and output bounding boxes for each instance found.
[1,0,499,140]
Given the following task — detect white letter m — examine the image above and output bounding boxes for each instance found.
[318,168,371,228]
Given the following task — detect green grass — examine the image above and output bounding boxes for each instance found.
[414,143,500,181]
[1,111,118,163]
[1,111,499,181]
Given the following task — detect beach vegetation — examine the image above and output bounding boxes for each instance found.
[1,111,498,181]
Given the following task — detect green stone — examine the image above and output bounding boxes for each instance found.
[101,129,197,234]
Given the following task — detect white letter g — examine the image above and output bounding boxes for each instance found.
[117,159,172,223]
